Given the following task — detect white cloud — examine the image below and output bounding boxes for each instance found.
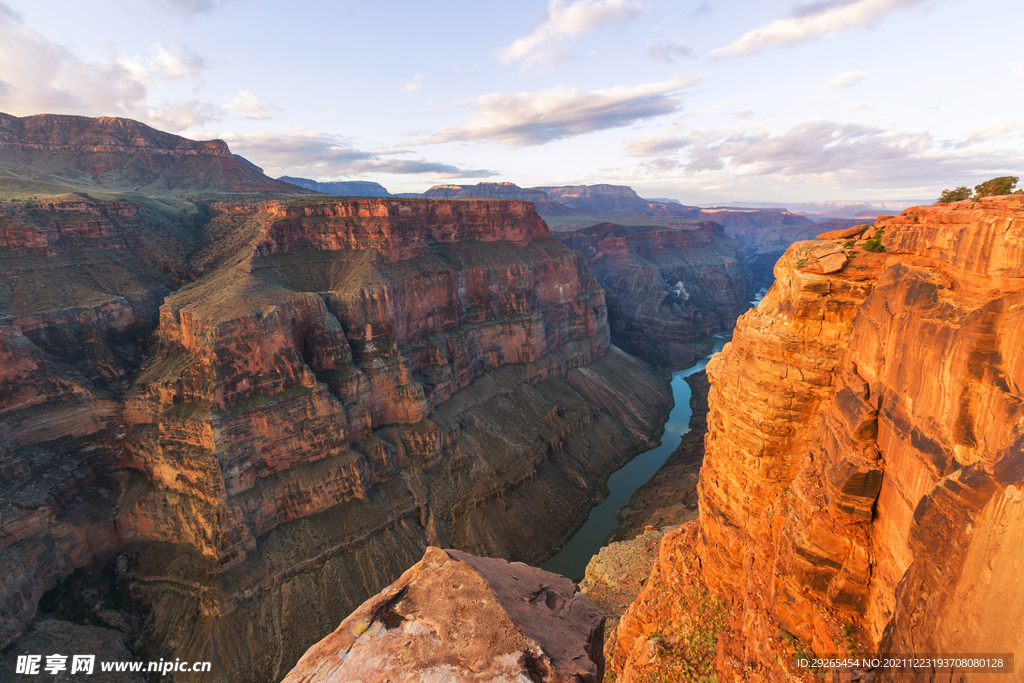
[645,41,695,62]
[625,118,1024,186]
[150,43,207,80]
[222,90,281,120]
[0,3,215,131]
[220,128,497,179]
[402,74,423,93]
[961,119,1022,146]
[497,0,645,72]
[821,70,867,90]
[413,75,700,148]
[145,0,231,15]
[685,92,758,117]
[710,0,929,58]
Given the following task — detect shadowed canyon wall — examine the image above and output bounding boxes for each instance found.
[1,197,672,682]
[612,195,1024,681]
[557,221,750,367]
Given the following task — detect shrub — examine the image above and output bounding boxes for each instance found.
[974,176,1019,198]
[864,229,885,253]
[937,186,971,203]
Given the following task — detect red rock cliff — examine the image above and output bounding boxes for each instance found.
[559,221,750,366]
[1,197,672,683]
[613,195,1024,681]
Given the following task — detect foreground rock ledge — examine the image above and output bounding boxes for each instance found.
[281,547,605,683]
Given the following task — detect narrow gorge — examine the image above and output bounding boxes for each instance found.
[0,121,678,682]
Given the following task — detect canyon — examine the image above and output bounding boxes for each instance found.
[611,195,1024,681]
[0,115,675,683]
[557,222,749,366]
[7,111,1022,683]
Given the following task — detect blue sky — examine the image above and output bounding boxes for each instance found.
[2,0,1023,203]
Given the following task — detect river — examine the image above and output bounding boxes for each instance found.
[539,288,767,580]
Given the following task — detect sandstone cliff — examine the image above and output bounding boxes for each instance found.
[0,112,301,195]
[536,184,700,218]
[1,195,672,682]
[613,195,1024,681]
[422,182,570,214]
[277,177,392,196]
[696,207,820,289]
[558,222,750,367]
[281,546,605,683]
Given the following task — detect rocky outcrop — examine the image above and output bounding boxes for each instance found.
[277,177,392,196]
[1,196,672,682]
[423,182,570,214]
[696,207,820,289]
[281,546,605,683]
[613,195,1024,681]
[558,222,749,366]
[535,184,700,217]
[0,112,301,195]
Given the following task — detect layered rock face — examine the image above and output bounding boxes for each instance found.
[0,112,301,194]
[558,221,750,366]
[536,184,700,217]
[422,182,570,214]
[277,177,392,196]
[281,547,605,683]
[2,196,672,682]
[613,195,1024,681]
[696,207,820,288]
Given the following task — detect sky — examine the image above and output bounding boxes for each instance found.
[1,0,1023,204]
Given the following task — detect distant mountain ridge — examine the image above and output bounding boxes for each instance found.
[277,176,392,196]
[535,184,699,217]
[422,181,570,213]
[0,112,303,195]
[726,199,928,218]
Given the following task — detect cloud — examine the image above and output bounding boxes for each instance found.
[961,119,1022,146]
[821,70,867,90]
[223,90,282,120]
[710,0,929,58]
[145,0,232,15]
[150,43,207,80]
[497,0,645,72]
[645,41,695,62]
[402,74,423,93]
[691,2,712,17]
[220,128,497,179]
[414,75,700,148]
[0,3,216,131]
[685,92,758,117]
[625,118,1024,185]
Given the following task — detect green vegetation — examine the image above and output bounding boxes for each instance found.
[632,579,731,682]
[975,175,1020,198]
[937,186,972,203]
[937,176,1021,203]
[864,229,886,253]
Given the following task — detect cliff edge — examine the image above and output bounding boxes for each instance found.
[613,195,1024,681]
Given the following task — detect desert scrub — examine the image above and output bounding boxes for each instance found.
[864,229,885,253]
[634,582,731,682]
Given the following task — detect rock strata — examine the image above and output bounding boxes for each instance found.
[281,547,605,683]
[2,192,672,682]
[614,195,1024,681]
[558,222,749,366]
[0,112,301,195]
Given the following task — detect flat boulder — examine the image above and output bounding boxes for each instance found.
[813,245,849,274]
[816,224,870,239]
[281,547,605,683]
